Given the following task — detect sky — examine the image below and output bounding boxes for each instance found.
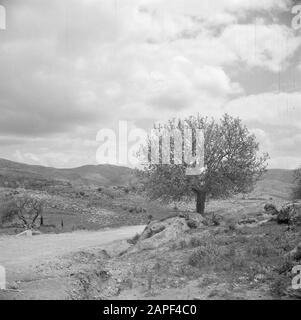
[0,0,300,169]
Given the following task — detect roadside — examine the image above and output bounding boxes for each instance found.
[0,225,145,300]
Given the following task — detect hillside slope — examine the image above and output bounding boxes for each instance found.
[0,158,295,198]
[252,169,294,200]
[0,158,134,188]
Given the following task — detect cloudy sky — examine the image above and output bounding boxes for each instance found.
[0,0,300,169]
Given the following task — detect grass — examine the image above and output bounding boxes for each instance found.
[168,221,300,299]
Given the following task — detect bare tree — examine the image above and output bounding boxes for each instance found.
[141,114,269,215]
[13,195,44,230]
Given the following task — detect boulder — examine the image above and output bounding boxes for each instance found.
[139,223,166,240]
[264,203,278,216]
[129,213,204,252]
[277,202,301,226]
[186,219,198,229]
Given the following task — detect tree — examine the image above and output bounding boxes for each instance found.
[141,114,269,215]
[2,194,45,229]
[292,167,301,200]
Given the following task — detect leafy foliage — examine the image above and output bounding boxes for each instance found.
[141,114,269,213]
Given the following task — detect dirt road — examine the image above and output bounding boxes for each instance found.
[0,225,146,299]
[0,225,145,271]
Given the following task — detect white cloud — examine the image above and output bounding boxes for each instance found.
[225,92,301,128]
[0,0,300,168]
[220,24,301,72]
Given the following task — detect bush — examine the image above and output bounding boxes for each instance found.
[0,200,18,225]
[0,194,44,229]
[189,236,203,247]
[270,275,290,298]
[247,240,275,257]
[188,243,222,267]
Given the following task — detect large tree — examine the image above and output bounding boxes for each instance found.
[141,114,269,215]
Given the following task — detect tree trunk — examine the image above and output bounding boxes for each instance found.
[195,190,206,215]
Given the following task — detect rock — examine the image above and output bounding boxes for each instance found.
[178,212,189,219]
[32,230,42,236]
[238,218,258,225]
[277,202,301,225]
[264,203,278,216]
[16,230,32,237]
[139,223,166,240]
[8,282,19,290]
[254,274,265,282]
[186,220,198,229]
[129,216,193,252]
[211,214,223,226]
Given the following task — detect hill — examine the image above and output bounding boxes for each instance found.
[0,158,295,198]
[251,169,295,200]
[0,158,135,189]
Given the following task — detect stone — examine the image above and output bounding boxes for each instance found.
[186,219,198,229]
[264,203,278,216]
[140,223,166,240]
[16,230,33,237]
[238,218,258,225]
[277,202,301,225]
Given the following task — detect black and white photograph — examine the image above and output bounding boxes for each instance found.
[0,0,301,304]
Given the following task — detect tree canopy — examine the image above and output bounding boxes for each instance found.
[141,114,269,214]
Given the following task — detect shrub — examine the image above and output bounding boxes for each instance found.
[0,200,18,225]
[247,238,276,257]
[188,243,222,267]
[270,275,290,298]
[189,236,203,248]
[1,195,45,229]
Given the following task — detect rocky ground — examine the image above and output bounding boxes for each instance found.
[1,180,301,300]
[7,200,296,300]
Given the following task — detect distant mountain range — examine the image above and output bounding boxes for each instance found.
[252,168,295,200]
[0,158,135,189]
[0,158,296,199]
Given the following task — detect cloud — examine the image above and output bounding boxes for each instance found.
[225,92,301,128]
[225,92,301,168]
[0,0,299,168]
[220,24,301,72]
